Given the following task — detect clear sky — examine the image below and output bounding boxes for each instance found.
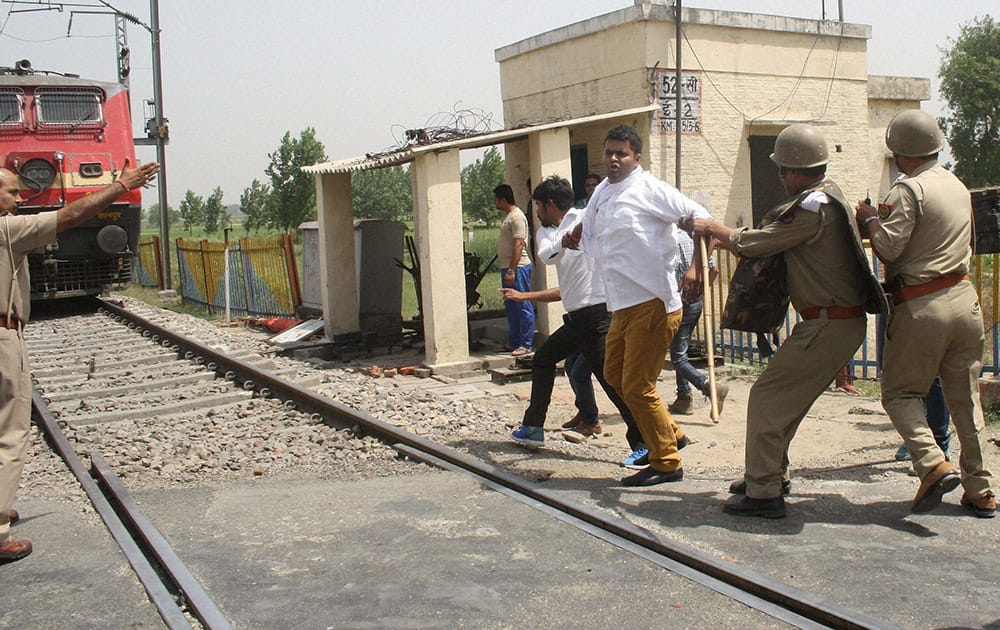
[0,0,994,207]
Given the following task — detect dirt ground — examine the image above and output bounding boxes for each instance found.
[470,363,1000,487]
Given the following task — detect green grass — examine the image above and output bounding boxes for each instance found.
[725,357,769,377]
[399,227,504,318]
[143,224,505,320]
[142,223,260,241]
[849,378,882,398]
[120,284,216,319]
[985,404,1000,427]
[725,358,883,398]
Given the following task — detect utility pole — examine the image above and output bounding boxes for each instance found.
[148,0,171,289]
[674,0,682,190]
[111,0,172,289]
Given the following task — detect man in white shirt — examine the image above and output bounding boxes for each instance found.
[503,175,686,461]
[564,125,711,486]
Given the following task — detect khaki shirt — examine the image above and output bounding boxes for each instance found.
[0,212,59,323]
[498,207,531,269]
[869,161,972,286]
[731,197,868,313]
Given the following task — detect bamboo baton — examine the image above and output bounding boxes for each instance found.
[698,235,720,422]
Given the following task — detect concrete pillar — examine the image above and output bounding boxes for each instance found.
[529,127,573,337]
[411,149,471,368]
[316,172,360,337]
[505,140,532,233]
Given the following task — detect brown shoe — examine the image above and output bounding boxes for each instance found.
[912,461,961,513]
[668,394,694,415]
[574,421,603,437]
[961,490,997,519]
[0,538,32,562]
[9,509,18,525]
[561,413,583,430]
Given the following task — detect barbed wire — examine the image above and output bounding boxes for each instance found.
[365,103,501,160]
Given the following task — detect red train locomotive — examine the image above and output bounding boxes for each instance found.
[0,59,141,299]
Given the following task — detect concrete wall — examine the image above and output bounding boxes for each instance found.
[866,75,932,202]
[643,17,871,222]
[497,5,926,227]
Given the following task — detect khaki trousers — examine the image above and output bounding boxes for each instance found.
[882,282,992,496]
[745,316,866,498]
[604,299,685,472]
[0,329,31,543]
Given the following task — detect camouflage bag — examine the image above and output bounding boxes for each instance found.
[720,197,793,333]
[720,253,789,333]
[719,178,886,333]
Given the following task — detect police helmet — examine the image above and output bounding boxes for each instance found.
[885,110,944,157]
[769,124,829,169]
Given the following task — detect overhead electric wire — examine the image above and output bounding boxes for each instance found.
[679,26,825,125]
[0,2,15,38]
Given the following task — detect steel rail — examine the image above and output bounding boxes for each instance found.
[98,299,897,630]
[395,443,829,630]
[30,388,192,630]
[90,452,232,630]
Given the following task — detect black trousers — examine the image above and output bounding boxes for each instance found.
[521,303,644,450]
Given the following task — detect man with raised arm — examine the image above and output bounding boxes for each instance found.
[0,159,159,562]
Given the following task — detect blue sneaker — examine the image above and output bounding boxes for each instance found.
[895,443,910,461]
[621,447,649,469]
[512,425,544,447]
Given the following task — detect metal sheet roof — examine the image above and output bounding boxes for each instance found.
[302,104,658,175]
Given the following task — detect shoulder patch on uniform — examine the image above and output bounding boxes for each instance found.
[779,212,796,224]
[877,202,893,220]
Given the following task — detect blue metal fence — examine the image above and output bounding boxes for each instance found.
[175,235,302,318]
[711,249,999,379]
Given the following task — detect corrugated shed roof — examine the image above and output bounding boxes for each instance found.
[302,104,658,175]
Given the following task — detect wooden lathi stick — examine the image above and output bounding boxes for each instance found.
[699,235,719,422]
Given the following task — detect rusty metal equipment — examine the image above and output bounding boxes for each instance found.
[394,235,497,315]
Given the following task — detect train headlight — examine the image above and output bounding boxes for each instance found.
[96,225,128,254]
[20,158,56,190]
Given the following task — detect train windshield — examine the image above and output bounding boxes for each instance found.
[35,88,104,128]
[0,88,22,125]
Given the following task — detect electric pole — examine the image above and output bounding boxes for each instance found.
[148,0,171,289]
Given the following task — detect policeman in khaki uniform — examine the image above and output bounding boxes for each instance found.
[0,160,159,563]
[856,110,995,518]
[691,125,887,518]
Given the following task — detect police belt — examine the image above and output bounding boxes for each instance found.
[0,315,23,331]
[799,305,865,320]
[891,274,970,305]
[563,303,608,323]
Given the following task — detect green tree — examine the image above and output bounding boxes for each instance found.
[178,190,205,234]
[203,186,227,234]
[240,179,271,233]
[352,165,412,220]
[264,128,328,233]
[939,15,1000,187]
[145,203,179,228]
[461,146,505,226]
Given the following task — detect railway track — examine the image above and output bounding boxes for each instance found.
[24,297,897,629]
